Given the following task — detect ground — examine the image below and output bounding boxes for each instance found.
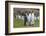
[13,17,40,28]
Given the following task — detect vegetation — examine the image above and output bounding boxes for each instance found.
[13,17,40,28]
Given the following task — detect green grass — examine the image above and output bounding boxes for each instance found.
[13,17,40,28]
[13,17,24,28]
[33,19,40,27]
